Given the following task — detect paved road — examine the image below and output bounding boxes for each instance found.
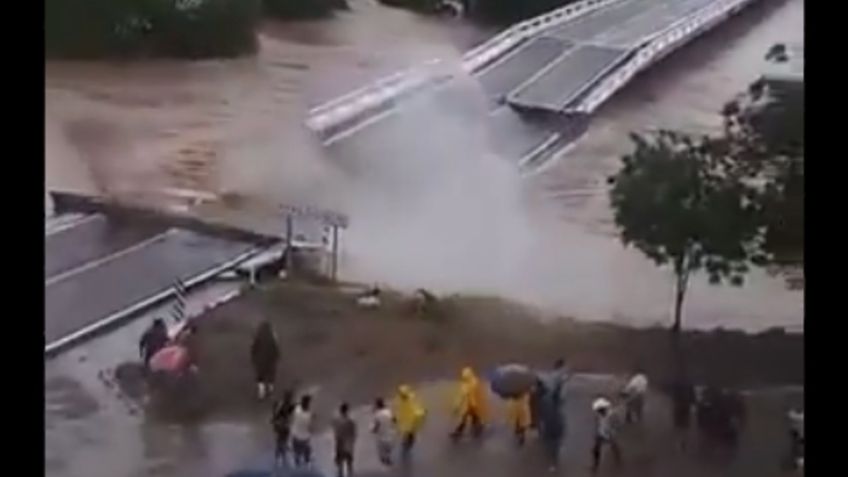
[46,215,166,280]
[228,376,802,477]
[509,45,628,111]
[45,217,257,346]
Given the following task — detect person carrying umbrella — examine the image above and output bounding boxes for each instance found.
[506,392,531,446]
[450,366,487,440]
[250,320,280,400]
[393,385,426,458]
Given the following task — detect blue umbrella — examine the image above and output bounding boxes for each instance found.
[489,363,537,399]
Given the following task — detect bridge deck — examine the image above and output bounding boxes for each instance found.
[545,0,716,49]
[323,0,745,166]
[45,227,254,344]
[507,45,628,112]
[476,37,573,105]
[45,215,166,280]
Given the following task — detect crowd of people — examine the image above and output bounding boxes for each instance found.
[138,318,801,475]
[254,340,641,477]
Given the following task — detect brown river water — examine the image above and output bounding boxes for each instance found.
[44,0,804,332]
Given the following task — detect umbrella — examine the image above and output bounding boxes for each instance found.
[149,345,189,373]
[489,363,537,399]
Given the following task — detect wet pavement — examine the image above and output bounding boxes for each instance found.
[47,334,803,477]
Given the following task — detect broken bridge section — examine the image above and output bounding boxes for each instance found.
[45,193,277,355]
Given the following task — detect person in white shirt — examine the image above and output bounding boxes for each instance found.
[622,371,649,424]
[290,395,315,468]
[592,397,622,474]
[371,397,396,466]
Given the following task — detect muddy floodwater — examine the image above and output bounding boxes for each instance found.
[44,0,803,332]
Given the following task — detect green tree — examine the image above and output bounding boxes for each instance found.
[720,76,804,265]
[264,0,348,19]
[608,130,765,334]
[377,0,441,13]
[45,0,261,59]
[467,0,576,25]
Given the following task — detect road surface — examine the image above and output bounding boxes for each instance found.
[45,214,257,348]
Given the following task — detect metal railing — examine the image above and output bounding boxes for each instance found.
[571,0,761,114]
[306,0,628,136]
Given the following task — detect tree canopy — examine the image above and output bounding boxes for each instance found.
[466,0,575,25]
[45,0,262,59]
[720,77,804,264]
[608,55,803,332]
[608,130,765,332]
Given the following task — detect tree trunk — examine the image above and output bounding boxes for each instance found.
[671,257,690,336]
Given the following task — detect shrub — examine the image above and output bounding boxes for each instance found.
[468,0,576,25]
[45,0,261,59]
[377,0,441,13]
[263,0,349,19]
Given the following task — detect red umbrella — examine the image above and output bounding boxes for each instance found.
[149,345,190,373]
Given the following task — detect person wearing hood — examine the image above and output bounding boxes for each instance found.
[393,384,426,458]
[450,366,487,440]
[250,320,280,399]
[506,391,531,446]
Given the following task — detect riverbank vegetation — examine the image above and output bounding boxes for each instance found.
[264,0,348,20]
[608,51,803,334]
[377,0,580,24]
[466,0,576,25]
[45,0,347,60]
[46,0,262,59]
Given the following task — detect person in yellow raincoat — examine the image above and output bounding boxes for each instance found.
[507,392,532,446]
[393,384,426,458]
[450,367,488,440]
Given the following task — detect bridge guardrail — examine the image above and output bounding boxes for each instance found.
[572,0,759,114]
[307,0,627,137]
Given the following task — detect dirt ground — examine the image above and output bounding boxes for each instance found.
[138,280,802,423]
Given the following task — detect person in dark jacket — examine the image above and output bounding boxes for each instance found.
[539,385,566,473]
[272,390,296,468]
[250,321,280,399]
[139,318,169,367]
[670,374,696,451]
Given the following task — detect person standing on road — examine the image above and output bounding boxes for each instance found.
[271,390,296,467]
[372,397,396,466]
[539,385,566,472]
[591,398,622,474]
[291,395,315,468]
[670,374,696,451]
[394,385,426,458]
[450,367,487,440]
[622,369,649,424]
[250,320,279,400]
[506,392,532,446]
[139,318,169,367]
[333,402,358,477]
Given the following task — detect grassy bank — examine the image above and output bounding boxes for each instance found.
[148,281,801,419]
